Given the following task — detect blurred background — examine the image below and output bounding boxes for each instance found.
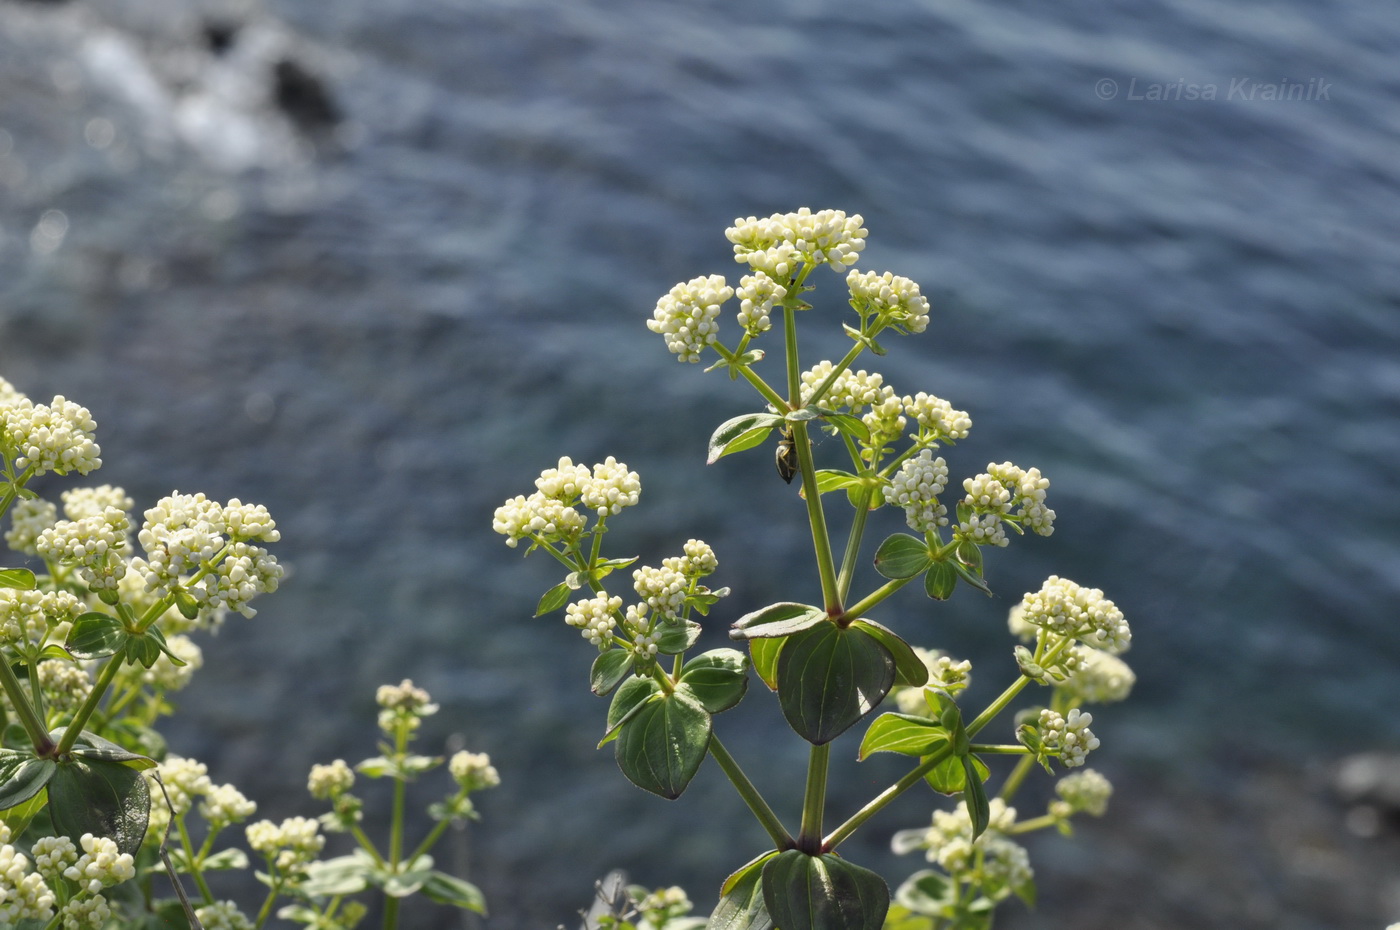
[1,0,1398,927]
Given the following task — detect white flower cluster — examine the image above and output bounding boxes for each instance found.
[138,493,283,618]
[377,679,437,714]
[903,392,971,443]
[144,756,213,838]
[62,894,111,928]
[4,497,57,554]
[308,759,356,800]
[986,462,1054,536]
[580,456,642,516]
[889,450,951,533]
[565,593,622,646]
[799,362,892,410]
[30,836,77,880]
[0,588,73,647]
[735,271,786,335]
[198,784,257,830]
[633,564,687,618]
[956,463,1055,548]
[0,376,21,405]
[896,799,1031,900]
[0,395,101,477]
[0,829,54,924]
[648,274,733,362]
[142,634,203,691]
[1038,708,1100,767]
[1015,576,1130,654]
[37,660,93,713]
[62,834,135,895]
[195,900,255,930]
[1051,768,1113,818]
[726,208,867,279]
[862,392,907,454]
[61,485,133,522]
[35,507,131,594]
[245,816,324,872]
[1061,646,1135,704]
[637,885,694,925]
[449,750,500,792]
[493,456,641,548]
[846,269,930,334]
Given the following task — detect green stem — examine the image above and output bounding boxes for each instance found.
[55,655,123,755]
[965,676,1032,739]
[177,819,216,904]
[407,801,458,866]
[711,343,787,411]
[252,873,280,929]
[707,736,793,849]
[792,421,840,613]
[835,486,875,602]
[967,744,1031,755]
[1006,813,1061,835]
[840,574,917,622]
[804,341,868,410]
[823,743,956,850]
[997,755,1038,803]
[798,743,830,853]
[352,822,388,869]
[0,655,55,755]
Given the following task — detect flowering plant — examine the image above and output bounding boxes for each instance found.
[0,378,496,929]
[496,209,1134,930]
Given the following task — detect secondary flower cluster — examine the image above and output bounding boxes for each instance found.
[726,208,867,280]
[1036,708,1100,767]
[492,456,641,549]
[1012,575,1130,655]
[893,798,1032,903]
[377,677,439,734]
[144,755,258,839]
[955,463,1055,548]
[246,816,325,873]
[0,824,133,927]
[0,394,101,478]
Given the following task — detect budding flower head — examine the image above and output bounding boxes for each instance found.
[735,272,785,335]
[846,269,930,334]
[1016,575,1130,654]
[1038,708,1100,767]
[726,208,867,279]
[308,759,356,800]
[0,395,101,477]
[648,275,732,362]
[449,750,500,792]
[890,450,950,533]
[1053,768,1113,817]
[4,496,57,555]
[245,816,324,872]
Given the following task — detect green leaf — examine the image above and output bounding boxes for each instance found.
[600,677,663,746]
[710,852,777,930]
[655,619,702,655]
[536,581,572,616]
[678,649,749,714]
[749,637,784,691]
[54,728,158,769]
[0,750,56,810]
[65,612,128,660]
[954,540,982,572]
[590,650,633,697]
[893,870,955,916]
[707,413,784,464]
[34,644,75,664]
[300,853,373,896]
[857,714,949,760]
[963,757,990,840]
[760,850,889,930]
[201,848,250,871]
[383,859,434,897]
[777,622,895,745]
[953,561,993,597]
[811,470,863,496]
[785,406,823,422]
[730,602,826,641]
[355,756,395,778]
[422,870,488,913]
[0,786,49,838]
[873,535,933,580]
[849,619,928,688]
[123,631,163,669]
[819,412,871,445]
[614,688,711,799]
[0,568,36,590]
[48,756,150,857]
[924,561,957,600]
[923,753,989,795]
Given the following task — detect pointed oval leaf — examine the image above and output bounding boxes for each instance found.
[590,650,633,697]
[963,757,991,840]
[924,562,958,600]
[537,581,572,616]
[0,568,36,590]
[761,851,889,930]
[893,870,955,916]
[614,689,711,799]
[873,535,934,580]
[48,756,150,857]
[820,411,871,445]
[923,752,966,794]
[0,751,56,810]
[600,677,663,747]
[812,470,864,495]
[52,728,158,769]
[655,619,702,655]
[850,619,928,687]
[710,852,777,930]
[678,648,750,714]
[953,561,993,597]
[422,870,487,914]
[708,413,784,464]
[777,623,895,745]
[857,714,949,760]
[384,863,434,897]
[65,612,128,661]
[730,603,826,641]
[749,637,784,691]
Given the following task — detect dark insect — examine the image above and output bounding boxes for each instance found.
[775,425,799,483]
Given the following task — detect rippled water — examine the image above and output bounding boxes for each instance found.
[1,0,1398,926]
